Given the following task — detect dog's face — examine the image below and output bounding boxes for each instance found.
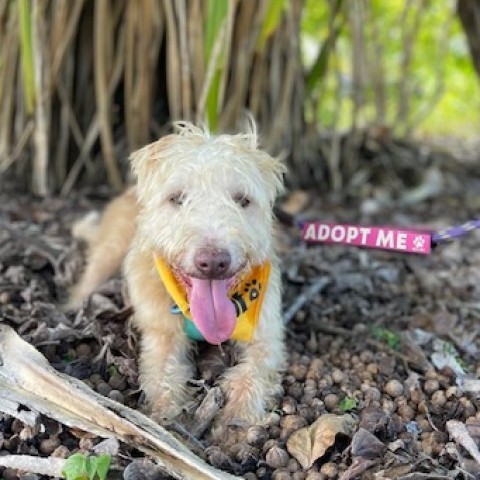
[130,124,285,343]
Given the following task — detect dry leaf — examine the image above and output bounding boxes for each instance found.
[286,413,357,469]
[339,457,378,480]
[281,190,311,215]
[431,311,458,336]
[350,428,385,459]
[447,420,480,465]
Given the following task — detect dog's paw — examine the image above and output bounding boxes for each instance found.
[62,283,90,311]
[60,295,83,312]
[213,366,283,439]
[147,383,195,421]
[217,377,267,429]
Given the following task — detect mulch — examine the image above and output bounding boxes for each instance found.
[1,141,480,480]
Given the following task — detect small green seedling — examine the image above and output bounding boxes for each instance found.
[107,365,119,377]
[62,453,111,480]
[371,326,401,351]
[339,396,358,412]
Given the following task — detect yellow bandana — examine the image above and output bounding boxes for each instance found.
[153,254,270,342]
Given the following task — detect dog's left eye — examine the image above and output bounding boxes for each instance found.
[234,194,251,208]
[169,192,184,206]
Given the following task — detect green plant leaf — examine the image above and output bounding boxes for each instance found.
[204,0,229,131]
[305,0,344,94]
[206,70,222,132]
[62,453,111,480]
[62,453,88,480]
[85,457,97,480]
[257,0,287,52]
[17,0,35,114]
[339,396,357,412]
[93,455,111,480]
[371,326,401,351]
[204,0,228,64]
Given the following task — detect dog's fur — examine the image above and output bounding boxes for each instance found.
[69,122,286,429]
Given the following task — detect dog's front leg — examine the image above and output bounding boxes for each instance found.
[217,266,286,429]
[125,248,193,419]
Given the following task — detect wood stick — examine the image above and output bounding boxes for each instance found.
[0,325,238,480]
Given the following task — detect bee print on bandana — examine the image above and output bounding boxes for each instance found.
[231,279,262,317]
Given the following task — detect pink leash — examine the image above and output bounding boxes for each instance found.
[297,218,480,255]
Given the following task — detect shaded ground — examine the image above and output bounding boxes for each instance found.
[1,141,480,479]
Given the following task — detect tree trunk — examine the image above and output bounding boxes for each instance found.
[457,0,480,77]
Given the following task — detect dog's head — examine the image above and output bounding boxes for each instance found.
[130,122,285,343]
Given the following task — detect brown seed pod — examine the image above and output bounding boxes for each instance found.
[272,469,291,480]
[262,439,279,455]
[39,437,61,455]
[305,471,323,480]
[266,446,290,469]
[51,445,71,459]
[431,390,447,409]
[109,373,127,391]
[384,379,404,398]
[331,368,345,384]
[320,462,338,478]
[282,397,297,415]
[424,379,440,395]
[324,393,339,411]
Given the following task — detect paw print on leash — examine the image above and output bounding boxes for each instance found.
[413,235,426,251]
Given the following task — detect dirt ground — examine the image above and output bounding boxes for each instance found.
[1,141,480,479]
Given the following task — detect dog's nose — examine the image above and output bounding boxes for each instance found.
[194,248,231,279]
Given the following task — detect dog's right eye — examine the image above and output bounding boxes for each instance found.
[169,193,184,206]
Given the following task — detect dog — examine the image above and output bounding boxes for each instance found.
[68,121,286,430]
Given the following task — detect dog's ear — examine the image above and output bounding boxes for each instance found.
[129,122,203,186]
[129,135,172,180]
[129,135,176,202]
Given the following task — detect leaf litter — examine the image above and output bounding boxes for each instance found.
[1,148,480,479]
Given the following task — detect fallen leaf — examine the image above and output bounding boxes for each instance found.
[374,464,413,479]
[431,311,458,336]
[466,418,480,442]
[286,413,357,469]
[339,456,377,480]
[350,428,385,459]
[359,406,387,433]
[281,190,311,215]
[397,474,452,480]
[447,420,480,465]
[431,339,465,375]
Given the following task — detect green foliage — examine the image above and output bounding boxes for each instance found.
[371,326,401,351]
[18,0,35,114]
[62,351,76,363]
[204,0,228,64]
[441,341,468,372]
[302,0,480,136]
[204,0,229,131]
[257,0,287,51]
[305,0,344,94]
[204,0,287,131]
[339,396,357,412]
[62,453,111,480]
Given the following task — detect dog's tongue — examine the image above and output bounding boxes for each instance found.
[188,278,236,344]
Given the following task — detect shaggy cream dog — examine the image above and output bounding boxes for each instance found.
[69,122,286,428]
